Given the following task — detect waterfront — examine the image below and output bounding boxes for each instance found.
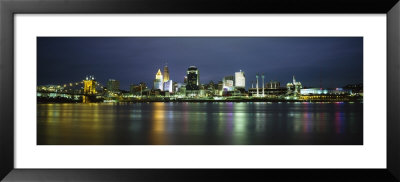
[37,102,363,145]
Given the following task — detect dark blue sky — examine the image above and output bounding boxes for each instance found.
[37,37,363,90]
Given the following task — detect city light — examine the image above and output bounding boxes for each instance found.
[37,66,362,103]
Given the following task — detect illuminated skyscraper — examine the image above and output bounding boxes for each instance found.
[163,80,173,92]
[153,69,163,90]
[186,66,199,90]
[163,65,170,82]
[235,70,245,88]
[223,75,234,91]
[107,79,120,93]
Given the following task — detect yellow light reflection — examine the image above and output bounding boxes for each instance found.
[150,102,166,144]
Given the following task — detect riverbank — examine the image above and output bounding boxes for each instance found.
[37,97,363,104]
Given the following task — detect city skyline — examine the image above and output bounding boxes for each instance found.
[37,37,363,90]
[36,37,363,146]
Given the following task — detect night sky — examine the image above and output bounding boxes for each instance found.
[37,37,363,90]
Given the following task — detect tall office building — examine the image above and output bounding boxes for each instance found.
[153,69,163,90]
[107,79,120,92]
[186,66,200,90]
[163,65,170,82]
[223,75,234,91]
[235,70,245,88]
[163,80,173,93]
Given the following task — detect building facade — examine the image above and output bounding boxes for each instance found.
[153,69,163,90]
[234,70,245,89]
[107,79,119,93]
[163,80,173,93]
[163,65,170,82]
[223,75,234,91]
[186,66,200,90]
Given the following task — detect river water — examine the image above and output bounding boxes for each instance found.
[37,102,363,145]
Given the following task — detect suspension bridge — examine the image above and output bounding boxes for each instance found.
[37,76,105,103]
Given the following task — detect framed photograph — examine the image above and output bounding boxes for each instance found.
[1,0,399,181]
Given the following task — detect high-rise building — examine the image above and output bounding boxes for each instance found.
[223,75,234,91]
[163,80,173,93]
[107,79,120,93]
[153,69,163,90]
[163,65,170,82]
[186,66,199,90]
[235,70,245,88]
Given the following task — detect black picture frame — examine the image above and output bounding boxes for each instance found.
[1,0,399,181]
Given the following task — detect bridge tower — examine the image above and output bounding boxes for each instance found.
[83,75,96,103]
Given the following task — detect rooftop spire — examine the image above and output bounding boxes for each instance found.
[155,69,163,80]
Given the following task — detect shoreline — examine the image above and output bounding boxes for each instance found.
[37,99,363,104]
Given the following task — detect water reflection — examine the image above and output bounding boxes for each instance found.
[37,102,363,145]
[150,102,166,144]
